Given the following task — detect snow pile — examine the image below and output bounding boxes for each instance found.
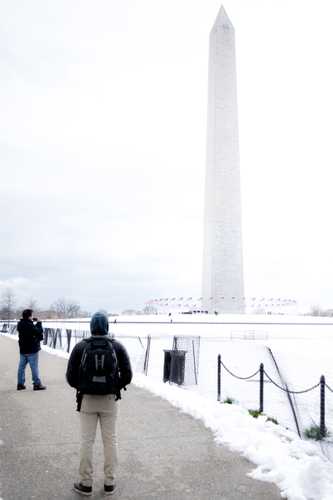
[133,373,333,500]
[42,344,69,360]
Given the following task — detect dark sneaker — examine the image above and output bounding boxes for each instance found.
[73,482,92,496]
[33,384,47,391]
[17,384,26,390]
[104,484,116,496]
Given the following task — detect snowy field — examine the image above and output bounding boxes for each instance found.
[3,313,333,499]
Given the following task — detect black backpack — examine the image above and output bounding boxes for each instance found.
[78,337,119,395]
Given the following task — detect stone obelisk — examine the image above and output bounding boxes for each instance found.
[202,5,244,313]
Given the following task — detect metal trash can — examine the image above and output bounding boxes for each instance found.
[163,349,187,385]
[170,350,186,385]
[163,350,172,382]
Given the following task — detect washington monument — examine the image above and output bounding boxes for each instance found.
[202,5,244,313]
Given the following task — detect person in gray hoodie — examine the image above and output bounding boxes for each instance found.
[66,311,132,496]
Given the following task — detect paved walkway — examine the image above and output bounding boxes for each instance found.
[0,336,281,500]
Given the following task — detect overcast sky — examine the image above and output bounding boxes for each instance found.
[1,0,333,312]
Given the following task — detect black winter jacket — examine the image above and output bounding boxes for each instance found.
[66,336,132,393]
[17,319,44,354]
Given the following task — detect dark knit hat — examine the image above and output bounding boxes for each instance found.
[90,310,109,335]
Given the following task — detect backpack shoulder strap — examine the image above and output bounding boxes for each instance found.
[105,338,117,358]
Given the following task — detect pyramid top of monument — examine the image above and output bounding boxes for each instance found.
[212,5,234,30]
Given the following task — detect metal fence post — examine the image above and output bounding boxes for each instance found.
[66,329,72,353]
[217,354,221,402]
[43,328,48,345]
[143,335,151,376]
[259,363,264,413]
[320,375,326,438]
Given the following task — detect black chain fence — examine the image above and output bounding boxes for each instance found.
[217,354,329,438]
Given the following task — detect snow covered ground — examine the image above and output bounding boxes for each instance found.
[3,313,333,499]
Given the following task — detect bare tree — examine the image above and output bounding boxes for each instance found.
[310,305,323,317]
[51,298,66,318]
[66,302,81,318]
[51,298,81,319]
[1,288,16,322]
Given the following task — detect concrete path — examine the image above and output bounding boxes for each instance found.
[0,335,281,500]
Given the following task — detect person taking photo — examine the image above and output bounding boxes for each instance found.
[17,309,46,391]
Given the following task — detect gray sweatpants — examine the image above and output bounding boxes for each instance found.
[79,394,118,487]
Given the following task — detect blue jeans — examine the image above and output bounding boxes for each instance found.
[17,352,41,386]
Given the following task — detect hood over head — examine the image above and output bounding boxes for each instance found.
[90,311,109,335]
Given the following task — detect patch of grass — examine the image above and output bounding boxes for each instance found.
[248,409,262,418]
[223,397,235,404]
[248,409,279,424]
[247,409,279,424]
[304,425,329,441]
[266,416,279,425]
